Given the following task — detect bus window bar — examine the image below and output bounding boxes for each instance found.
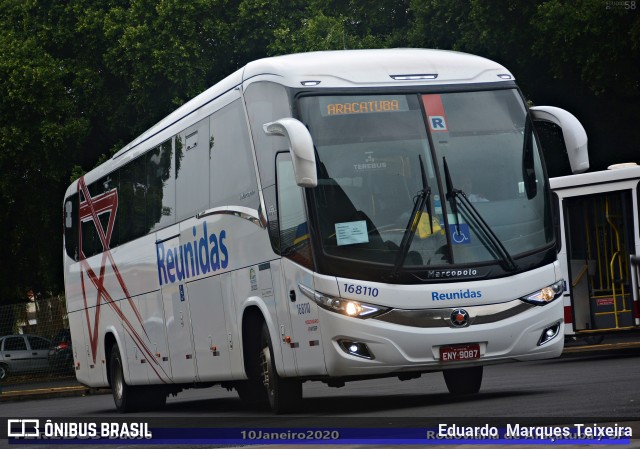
[196,206,267,229]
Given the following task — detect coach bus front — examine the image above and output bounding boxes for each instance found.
[270,88,566,392]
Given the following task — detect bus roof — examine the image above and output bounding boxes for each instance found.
[244,48,512,87]
[71,49,513,195]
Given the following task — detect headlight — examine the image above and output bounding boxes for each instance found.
[520,280,564,305]
[298,284,389,319]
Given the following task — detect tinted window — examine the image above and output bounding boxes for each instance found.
[176,119,209,221]
[4,336,27,351]
[79,174,118,257]
[147,140,175,231]
[64,194,79,260]
[28,336,51,350]
[210,99,259,209]
[277,154,312,268]
[244,82,292,188]
[117,155,147,246]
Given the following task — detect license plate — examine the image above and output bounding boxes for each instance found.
[440,344,480,362]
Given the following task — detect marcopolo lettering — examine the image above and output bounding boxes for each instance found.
[427,269,478,279]
[156,222,229,286]
[432,289,482,301]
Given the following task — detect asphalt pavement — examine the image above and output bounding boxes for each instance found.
[1,332,640,402]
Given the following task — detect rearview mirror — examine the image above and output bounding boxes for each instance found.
[530,106,589,174]
[264,118,317,187]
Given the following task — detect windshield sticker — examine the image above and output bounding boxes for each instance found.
[422,94,448,132]
[335,220,369,246]
[449,223,471,244]
[354,152,387,171]
[434,197,442,215]
[320,96,409,116]
[417,212,444,239]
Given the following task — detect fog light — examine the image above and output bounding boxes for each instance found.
[337,339,374,359]
[538,321,561,346]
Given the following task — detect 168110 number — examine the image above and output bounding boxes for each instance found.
[343,284,379,297]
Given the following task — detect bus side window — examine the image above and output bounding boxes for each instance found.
[64,194,79,261]
[534,120,573,178]
[176,118,209,221]
[80,174,117,257]
[117,155,146,247]
[210,99,259,210]
[147,139,175,232]
[276,153,313,269]
[244,81,292,189]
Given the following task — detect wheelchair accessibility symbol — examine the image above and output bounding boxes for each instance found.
[449,223,471,244]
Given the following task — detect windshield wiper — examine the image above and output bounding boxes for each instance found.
[443,157,462,235]
[442,157,518,272]
[390,155,431,278]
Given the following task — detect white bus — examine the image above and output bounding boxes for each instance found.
[551,163,640,342]
[63,49,588,414]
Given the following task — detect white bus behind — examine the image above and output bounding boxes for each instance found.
[551,163,640,342]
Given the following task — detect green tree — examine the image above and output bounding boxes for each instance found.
[0,1,92,304]
[533,0,640,97]
[269,0,410,53]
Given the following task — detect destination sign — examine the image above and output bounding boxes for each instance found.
[320,96,409,116]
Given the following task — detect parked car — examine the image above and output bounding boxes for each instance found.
[0,334,52,380]
[48,329,74,374]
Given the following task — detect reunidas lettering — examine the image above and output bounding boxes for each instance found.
[431,289,482,300]
[156,222,229,286]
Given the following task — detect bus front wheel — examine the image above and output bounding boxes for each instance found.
[443,366,483,395]
[260,323,302,414]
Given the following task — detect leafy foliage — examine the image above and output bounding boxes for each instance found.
[0,0,638,303]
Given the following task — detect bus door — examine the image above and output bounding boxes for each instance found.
[276,154,326,376]
[184,265,232,382]
[564,190,637,332]
[157,231,197,382]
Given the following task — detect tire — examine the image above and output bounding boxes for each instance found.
[109,343,166,412]
[0,363,8,381]
[236,317,268,405]
[443,366,483,396]
[259,323,302,414]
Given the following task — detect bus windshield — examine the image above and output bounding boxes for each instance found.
[298,90,553,273]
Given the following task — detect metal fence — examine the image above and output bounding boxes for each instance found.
[0,295,75,386]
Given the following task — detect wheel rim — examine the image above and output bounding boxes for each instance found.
[260,346,274,399]
[113,359,124,401]
[0,366,6,380]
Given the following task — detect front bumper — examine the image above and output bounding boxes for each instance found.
[318,298,564,377]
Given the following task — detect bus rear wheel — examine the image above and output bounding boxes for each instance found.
[443,366,483,395]
[260,323,302,414]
